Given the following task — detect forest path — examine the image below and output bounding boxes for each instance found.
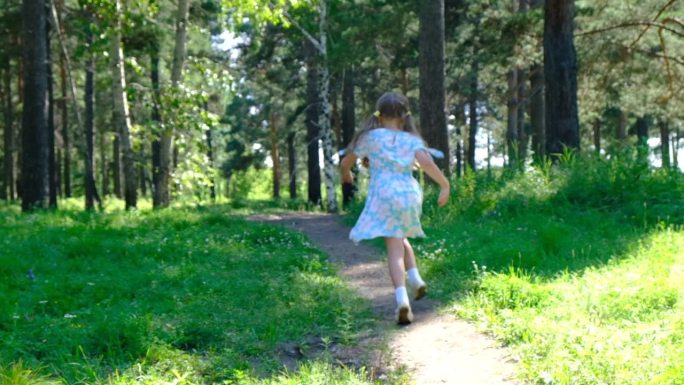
[250,212,519,385]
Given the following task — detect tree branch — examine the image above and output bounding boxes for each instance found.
[577,21,684,39]
[276,6,323,54]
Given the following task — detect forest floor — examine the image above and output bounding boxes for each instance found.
[251,212,519,385]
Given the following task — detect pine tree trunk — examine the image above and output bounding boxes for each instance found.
[21,0,49,211]
[517,68,528,164]
[150,44,162,206]
[660,121,670,169]
[617,110,627,143]
[529,64,545,162]
[2,57,14,201]
[593,119,601,154]
[270,111,281,200]
[155,0,189,208]
[46,3,57,208]
[113,133,122,198]
[341,67,356,207]
[59,44,70,197]
[635,116,649,162]
[110,0,136,209]
[318,0,337,212]
[305,40,321,207]
[287,132,297,200]
[419,0,450,174]
[506,70,518,166]
[467,59,478,170]
[544,0,580,158]
[672,129,679,170]
[84,27,99,210]
[100,123,108,196]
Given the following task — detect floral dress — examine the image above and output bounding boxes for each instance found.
[349,128,439,243]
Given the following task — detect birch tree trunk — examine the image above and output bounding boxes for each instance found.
[318,0,337,212]
[110,0,136,209]
[155,0,189,208]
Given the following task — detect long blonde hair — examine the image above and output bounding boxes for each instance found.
[349,92,421,152]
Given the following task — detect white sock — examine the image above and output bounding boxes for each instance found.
[395,286,409,305]
[407,268,424,285]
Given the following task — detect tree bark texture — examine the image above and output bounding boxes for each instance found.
[529,64,545,162]
[2,56,14,201]
[635,116,649,161]
[318,0,338,212]
[287,132,296,200]
[84,29,99,210]
[660,121,670,168]
[113,134,122,198]
[110,0,136,209]
[46,2,57,208]
[419,0,450,175]
[21,0,49,211]
[150,43,162,206]
[593,119,601,154]
[305,41,321,207]
[544,0,580,157]
[341,67,356,206]
[506,70,518,166]
[467,59,478,170]
[270,111,280,200]
[155,0,189,208]
[517,68,528,163]
[617,110,627,143]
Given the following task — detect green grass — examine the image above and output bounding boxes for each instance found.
[355,154,684,385]
[0,201,383,385]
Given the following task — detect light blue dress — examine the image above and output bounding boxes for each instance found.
[349,128,439,243]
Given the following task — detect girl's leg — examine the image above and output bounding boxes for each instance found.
[385,237,407,289]
[403,238,427,300]
[385,237,413,324]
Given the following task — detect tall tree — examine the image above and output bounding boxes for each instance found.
[84,18,100,210]
[341,67,356,207]
[305,40,321,206]
[20,0,49,211]
[154,0,190,208]
[2,51,14,201]
[46,0,57,208]
[419,0,450,174]
[544,0,580,157]
[110,0,136,209]
[506,69,519,165]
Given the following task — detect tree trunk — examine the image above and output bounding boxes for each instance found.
[544,0,580,158]
[305,40,321,207]
[21,0,49,211]
[672,128,679,170]
[635,116,649,162]
[593,118,601,154]
[660,121,670,169]
[269,111,281,199]
[287,131,296,200]
[529,64,545,162]
[46,3,57,208]
[59,44,70,198]
[2,56,14,201]
[150,43,162,206]
[84,26,100,210]
[467,59,478,170]
[419,0,450,174]
[318,0,337,212]
[110,0,136,209]
[155,0,189,208]
[617,110,627,143]
[517,68,528,164]
[113,133,122,198]
[341,67,356,207]
[100,123,108,196]
[506,70,518,166]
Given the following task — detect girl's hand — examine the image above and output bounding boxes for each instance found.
[438,186,449,207]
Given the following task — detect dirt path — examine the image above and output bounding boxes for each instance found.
[251,212,519,385]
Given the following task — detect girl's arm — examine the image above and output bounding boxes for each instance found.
[340,152,358,184]
[415,150,450,207]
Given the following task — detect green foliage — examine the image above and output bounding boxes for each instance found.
[0,204,376,384]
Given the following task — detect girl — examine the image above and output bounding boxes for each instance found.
[340,92,450,325]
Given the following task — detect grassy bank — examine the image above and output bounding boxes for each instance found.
[0,202,382,385]
[403,155,684,384]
